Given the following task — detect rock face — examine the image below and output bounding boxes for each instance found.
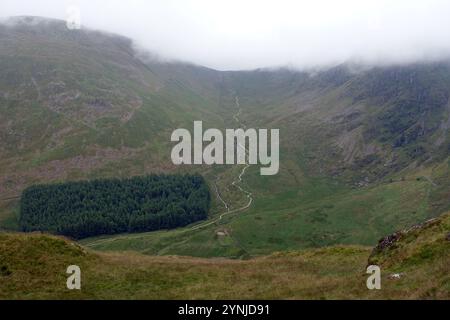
[374,232,403,251]
[367,232,403,266]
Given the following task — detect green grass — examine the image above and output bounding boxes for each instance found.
[1,19,450,299]
[82,168,442,257]
[2,18,450,263]
[1,210,449,299]
[0,200,20,231]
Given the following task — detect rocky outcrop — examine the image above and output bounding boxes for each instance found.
[374,232,403,251]
[367,216,444,266]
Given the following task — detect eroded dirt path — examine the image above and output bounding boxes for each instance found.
[190,96,253,230]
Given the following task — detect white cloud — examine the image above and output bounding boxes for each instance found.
[2,0,450,70]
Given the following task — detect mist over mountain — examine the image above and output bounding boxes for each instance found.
[3,0,450,70]
[0,12,449,301]
[1,16,449,234]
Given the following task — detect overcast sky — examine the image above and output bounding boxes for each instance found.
[2,0,450,70]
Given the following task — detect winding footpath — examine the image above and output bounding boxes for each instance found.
[189,96,253,231]
[85,96,253,247]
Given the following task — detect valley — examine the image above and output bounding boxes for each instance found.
[0,17,449,299]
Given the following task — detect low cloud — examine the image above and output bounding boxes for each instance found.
[2,0,450,70]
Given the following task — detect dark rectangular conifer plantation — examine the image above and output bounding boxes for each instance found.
[20,174,210,239]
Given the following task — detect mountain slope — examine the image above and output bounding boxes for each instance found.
[0,16,225,197]
[1,17,450,259]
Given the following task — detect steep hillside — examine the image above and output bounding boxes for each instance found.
[223,63,450,182]
[1,17,450,258]
[369,209,450,272]
[1,211,448,299]
[0,17,228,231]
[0,16,225,199]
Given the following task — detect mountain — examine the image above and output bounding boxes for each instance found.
[0,17,449,259]
[0,16,225,200]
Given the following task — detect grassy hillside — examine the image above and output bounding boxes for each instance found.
[1,211,448,299]
[0,17,228,233]
[0,16,225,200]
[1,17,450,261]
